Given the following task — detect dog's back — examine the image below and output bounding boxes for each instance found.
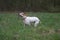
[25,17,40,22]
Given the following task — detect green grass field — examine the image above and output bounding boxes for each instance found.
[0,12,60,40]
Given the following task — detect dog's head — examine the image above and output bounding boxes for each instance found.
[18,12,27,19]
[19,12,27,16]
[19,12,24,16]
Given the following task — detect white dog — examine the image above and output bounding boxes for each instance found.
[19,12,40,27]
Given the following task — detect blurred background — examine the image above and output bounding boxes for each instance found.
[0,0,60,12]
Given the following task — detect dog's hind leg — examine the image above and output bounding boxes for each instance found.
[34,21,39,27]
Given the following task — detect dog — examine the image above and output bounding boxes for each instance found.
[19,12,40,27]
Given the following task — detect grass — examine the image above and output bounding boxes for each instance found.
[0,12,60,40]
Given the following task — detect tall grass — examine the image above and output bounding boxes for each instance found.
[0,12,60,40]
